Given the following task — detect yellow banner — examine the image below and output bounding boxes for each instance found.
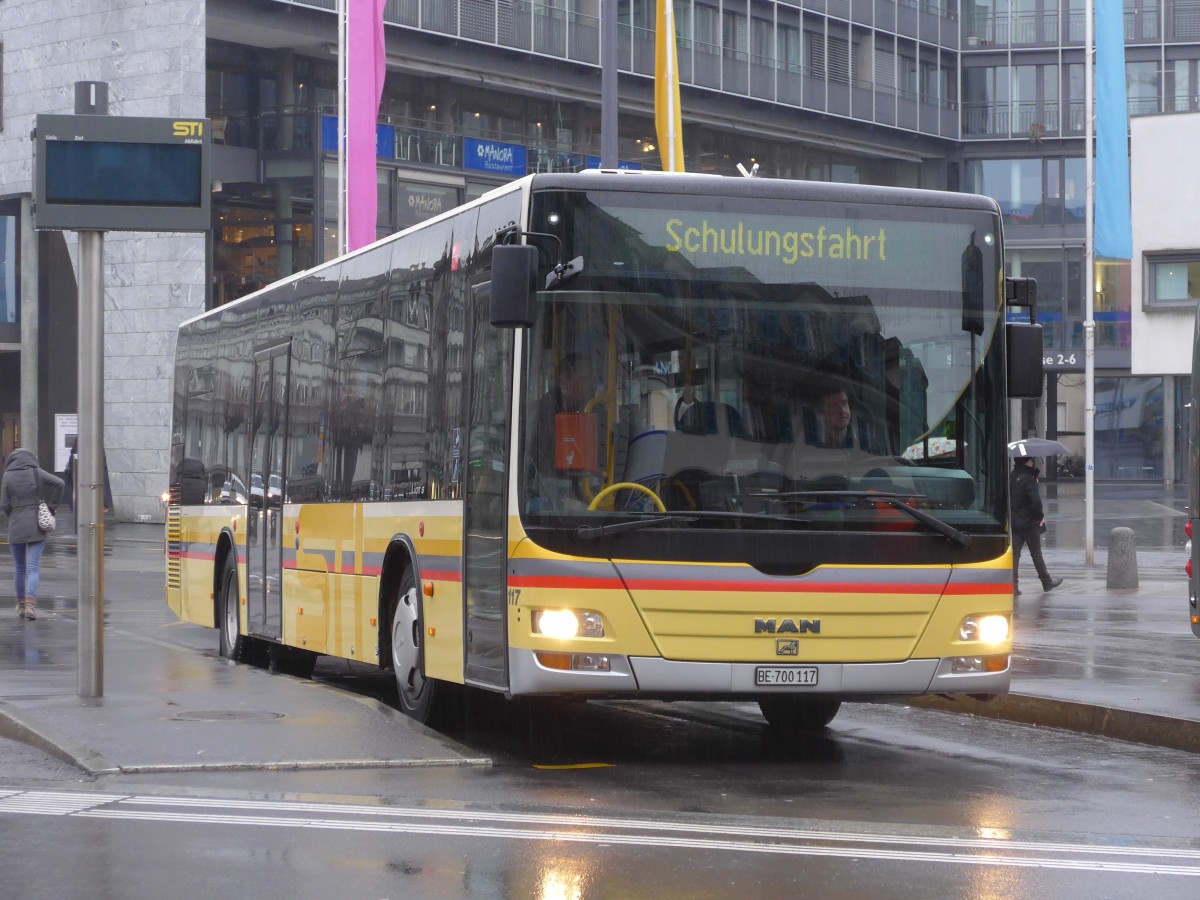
[655,2,684,172]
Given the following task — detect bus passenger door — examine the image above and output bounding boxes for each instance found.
[248,343,290,641]
[462,294,513,687]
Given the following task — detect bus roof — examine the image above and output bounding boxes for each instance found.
[179,172,999,331]
[527,170,1001,214]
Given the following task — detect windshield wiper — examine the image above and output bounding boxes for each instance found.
[779,491,972,549]
[573,508,835,541]
[573,499,970,547]
[574,514,698,542]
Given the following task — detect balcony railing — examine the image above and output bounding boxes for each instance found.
[962,95,1164,140]
[1066,6,1163,42]
[963,11,1058,46]
[962,101,1059,139]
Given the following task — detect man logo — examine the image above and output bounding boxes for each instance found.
[776,639,799,656]
[173,121,203,138]
[754,618,820,634]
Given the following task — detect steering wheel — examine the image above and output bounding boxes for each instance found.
[587,481,666,513]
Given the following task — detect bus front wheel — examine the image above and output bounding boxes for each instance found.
[390,569,460,729]
[218,555,265,666]
[757,697,841,733]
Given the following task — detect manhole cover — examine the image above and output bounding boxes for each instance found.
[171,709,285,722]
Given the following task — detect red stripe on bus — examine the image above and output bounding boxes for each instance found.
[420,569,462,582]
[176,550,216,561]
[941,582,1013,595]
[510,575,950,593]
[625,580,951,594]
[509,576,1010,595]
[508,576,625,590]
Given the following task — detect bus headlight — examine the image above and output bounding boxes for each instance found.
[533,609,605,640]
[959,614,1009,645]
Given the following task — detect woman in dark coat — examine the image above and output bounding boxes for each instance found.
[1,448,64,620]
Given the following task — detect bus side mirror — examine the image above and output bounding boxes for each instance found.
[488,244,538,328]
[1007,322,1044,399]
[1005,276,1038,321]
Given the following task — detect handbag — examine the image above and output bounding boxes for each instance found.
[37,500,56,534]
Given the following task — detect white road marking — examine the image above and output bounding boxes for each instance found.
[1,788,1198,876]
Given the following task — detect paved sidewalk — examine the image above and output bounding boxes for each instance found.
[916,546,1200,753]
[0,514,489,775]
[1,481,1198,774]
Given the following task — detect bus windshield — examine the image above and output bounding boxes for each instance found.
[518,188,1008,566]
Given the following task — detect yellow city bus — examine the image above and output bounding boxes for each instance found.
[166,171,1044,732]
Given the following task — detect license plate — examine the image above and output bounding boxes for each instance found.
[754,666,818,687]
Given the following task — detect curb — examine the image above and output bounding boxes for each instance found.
[0,700,490,777]
[911,693,1200,755]
[0,700,117,776]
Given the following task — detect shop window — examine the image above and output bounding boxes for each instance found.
[1094,375,1163,479]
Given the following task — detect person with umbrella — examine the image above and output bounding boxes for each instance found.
[1009,449,1064,595]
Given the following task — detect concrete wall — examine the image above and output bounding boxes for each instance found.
[0,0,208,520]
[1129,112,1200,377]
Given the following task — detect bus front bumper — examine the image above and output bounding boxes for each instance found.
[507,650,1011,699]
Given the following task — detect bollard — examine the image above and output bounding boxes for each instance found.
[1106,526,1139,589]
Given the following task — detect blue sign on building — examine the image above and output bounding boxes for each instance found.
[585,156,642,171]
[321,115,395,159]
[464,138,526,175]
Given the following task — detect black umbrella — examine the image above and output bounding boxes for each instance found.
[1008,437,1070,458]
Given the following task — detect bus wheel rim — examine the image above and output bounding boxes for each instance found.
[223,574,238,648]
[391,586,422,699]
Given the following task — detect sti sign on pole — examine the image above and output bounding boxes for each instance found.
[32,109,210,698]
[34,113,211,232]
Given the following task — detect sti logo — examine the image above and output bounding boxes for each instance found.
[173,121,204,138]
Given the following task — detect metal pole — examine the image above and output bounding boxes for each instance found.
[77,230,105,698]
[1084,0,1096,566]
[600,0,618,168]
[18,198,38,454]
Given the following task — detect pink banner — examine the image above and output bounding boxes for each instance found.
[347,0,387,253]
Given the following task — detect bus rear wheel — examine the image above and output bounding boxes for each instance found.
[390,569,459,729]
[757,697,841,733]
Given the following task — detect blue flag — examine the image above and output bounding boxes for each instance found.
[1094,0,1132,260]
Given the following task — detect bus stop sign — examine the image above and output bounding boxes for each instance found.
[34,113,211,232]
